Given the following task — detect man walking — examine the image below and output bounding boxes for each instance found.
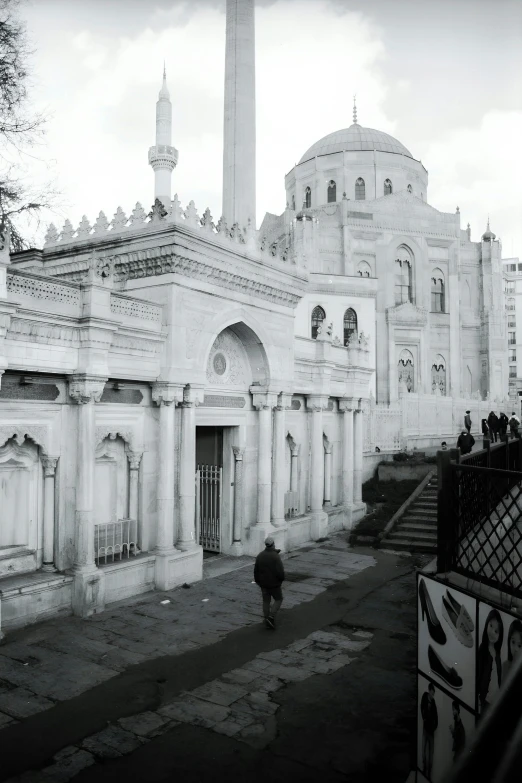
[499,412,509,437]
[509,412,520,438]
[254,536,285,629]
[487,411,499,443]
[457,430,475,455]
[464,410,472,434]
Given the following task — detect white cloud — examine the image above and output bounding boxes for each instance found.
[423,111,522,256]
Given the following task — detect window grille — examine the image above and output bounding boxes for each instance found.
[431,272,445,312]
[355,177,365,200]
[304,186,311,208]
[384,178,392,196]
[395,259,412,305]
[327,180,336,203]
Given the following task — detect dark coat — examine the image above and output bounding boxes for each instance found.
[420,692,438,735]
[481,419,489,436]
[499,413,509,433]
[452,717,466,756]
[464,413,472,429]
[457,432,475,454]
[487,413,499,432]
[254,548,285,588]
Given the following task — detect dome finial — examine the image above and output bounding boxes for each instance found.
[353,94,358,125]
[163,60,166,80]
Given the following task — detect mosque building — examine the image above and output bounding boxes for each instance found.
[0,0,509,633]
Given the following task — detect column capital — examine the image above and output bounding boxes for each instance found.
[69,375,107,404]
[152,382,183,407]
[232,446,245,461]
[290,442,300,457]
[180,384,205,408]
[306,395,329,412]
[275,392,293,411]
[339,397,358,413]
[127,450,143,470]
[252,391,278,410]
[42,455,59,476]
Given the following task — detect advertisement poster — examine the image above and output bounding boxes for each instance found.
[476,601,522,717]
[417,673,475,783]
[417,575,477,710]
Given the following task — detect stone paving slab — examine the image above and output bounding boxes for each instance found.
[0,534,376,734]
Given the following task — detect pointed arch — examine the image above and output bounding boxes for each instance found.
[304,186,311,208]
[327,180,337,203]
[384,179,393,196]
[431,353,446,395]
[394,245,414,305]
[398,349,415,394]
[431,267,445,312]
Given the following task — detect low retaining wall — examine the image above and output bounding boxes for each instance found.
[377,462,434,482]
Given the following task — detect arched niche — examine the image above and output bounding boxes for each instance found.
[398,348,415,394]
[94,435,130,526]
[0,436,41,557]
[205,321,270,390]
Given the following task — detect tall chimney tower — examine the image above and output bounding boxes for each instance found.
[222,0,256,230]
[148,65,178,207]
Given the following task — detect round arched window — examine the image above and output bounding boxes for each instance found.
[311,306,325,339]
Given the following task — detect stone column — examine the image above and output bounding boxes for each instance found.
[323,441,332,507]
[290,444,300,494]
[41,456,58,572]
[251,392,281,550]
[69,375,106,618]
[306,396,329,540]
[339,403,354,506]
[354,405,364,504]
[231,446,245,553]
[152,383,183,590]
[271,393,291,528]
[177,385,204,550]
[127,451,142,522]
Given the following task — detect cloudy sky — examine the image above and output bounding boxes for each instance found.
[17,0,522,257]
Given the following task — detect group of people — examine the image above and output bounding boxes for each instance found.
[455,409,521,455]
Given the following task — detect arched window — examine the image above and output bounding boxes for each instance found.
[304,186,311,209]
[291,195,295,211]
[507,297,516,312]
[327,180,337,203]
[384,179,392,196]
[398,349,414,394]
[357,261,372,277]
[431,354,446,395]
[343,308,358,345]
[431,268,445,312]
[355,178,365,200]
[407,184,413,194]
[394,246,413,305]
[311,305,325,339]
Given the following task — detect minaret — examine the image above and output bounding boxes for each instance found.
[222,0,256,230]
[148,65,178,207]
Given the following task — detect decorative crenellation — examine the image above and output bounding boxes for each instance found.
[42,196,293,266]
[110,294,162,322]
[7,272,80,306]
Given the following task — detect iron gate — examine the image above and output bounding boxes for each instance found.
[196,464,222,552]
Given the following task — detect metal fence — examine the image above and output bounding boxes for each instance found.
[95,518,139,565]
[197,464,222,552]
[437,437,522,599]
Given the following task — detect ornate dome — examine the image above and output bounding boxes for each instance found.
[482,219,496,242]
[298,123,413,164]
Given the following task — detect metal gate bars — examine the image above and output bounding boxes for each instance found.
[196,464,222,552]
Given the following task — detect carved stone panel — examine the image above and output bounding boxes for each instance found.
[100,387,144,405]
[206,330,251,389]
[0,376,59,401]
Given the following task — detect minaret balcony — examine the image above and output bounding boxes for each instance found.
[148,145,178,169]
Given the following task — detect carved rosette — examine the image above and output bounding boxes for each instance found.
[42,456,59,477]
[69,377,106,405]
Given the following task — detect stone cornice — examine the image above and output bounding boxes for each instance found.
[111,247,304,309]
[312,284,377,298]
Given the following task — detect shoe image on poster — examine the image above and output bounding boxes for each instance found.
[419,578,447,646]
[442,590,474,648]
[428,645,463,690]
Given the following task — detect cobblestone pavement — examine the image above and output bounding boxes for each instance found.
[0,537,374,734]
[5,626,375,782]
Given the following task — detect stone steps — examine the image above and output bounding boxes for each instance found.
[381,473,439,554]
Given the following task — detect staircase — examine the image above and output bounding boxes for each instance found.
[382,473,438,553]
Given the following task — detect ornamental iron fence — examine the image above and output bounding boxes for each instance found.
[437,436,522,599]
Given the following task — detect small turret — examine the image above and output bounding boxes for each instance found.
[482,217,496,242]
[148,65,178,207]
